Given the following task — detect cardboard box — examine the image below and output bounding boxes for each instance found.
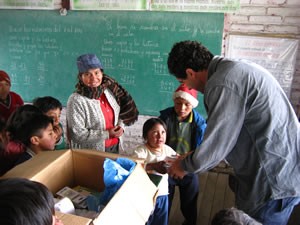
[2,149,158,225]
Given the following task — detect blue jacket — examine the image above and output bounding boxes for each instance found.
[159,107,207,151]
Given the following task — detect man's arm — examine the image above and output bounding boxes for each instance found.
[174,85,246,175]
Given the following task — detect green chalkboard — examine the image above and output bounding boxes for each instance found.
[0,9,223,116]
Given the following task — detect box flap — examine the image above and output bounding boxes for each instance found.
[93,163,158,225]
[56,211,91,225]
[2,150,75,193]
[2,150,67,178]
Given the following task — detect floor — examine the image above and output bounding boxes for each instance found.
[168,170,300,225]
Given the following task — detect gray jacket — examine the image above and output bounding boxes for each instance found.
[182,56,300,214]
[66,90,124,152]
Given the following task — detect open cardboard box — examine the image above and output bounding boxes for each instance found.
[2,149,159,225]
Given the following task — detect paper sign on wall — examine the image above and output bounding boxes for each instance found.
[226,35,299,97]
[71,0,239,12]
[0,0,54,9]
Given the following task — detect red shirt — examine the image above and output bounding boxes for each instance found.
[99,94,118,147]
[0,92,24,121]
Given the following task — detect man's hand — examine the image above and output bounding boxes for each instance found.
[167,157,187,179]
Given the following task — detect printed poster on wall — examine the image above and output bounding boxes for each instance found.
[0,0,54,9]
[226,35,299,97]
[150,0,239,12]
[72,0,147,10]
[71,0,239,12]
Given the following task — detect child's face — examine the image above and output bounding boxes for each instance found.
[45,108,61,126]
[35,124,57,151]
[146,123,166,150]
[174,97,193,121]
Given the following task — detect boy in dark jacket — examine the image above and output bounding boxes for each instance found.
[159,83,206,225]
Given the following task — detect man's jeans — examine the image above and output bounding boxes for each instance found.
[253,197,300,225]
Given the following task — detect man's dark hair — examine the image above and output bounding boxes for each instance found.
[33,96,62,113]
[167,40,214,79]
[0,178,54,225]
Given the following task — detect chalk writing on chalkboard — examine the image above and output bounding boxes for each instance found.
[0,10,223,116]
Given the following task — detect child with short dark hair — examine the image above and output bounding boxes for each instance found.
[0,177,64,225]
[33,96,66,150]
[6,104,42,143]
[1,105,44,175]
[12,113,57,166]
[211,208,262,225]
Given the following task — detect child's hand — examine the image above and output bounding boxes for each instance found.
[168,158,187,179]
[148,161,168,174]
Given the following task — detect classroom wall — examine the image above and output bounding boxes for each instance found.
[223,0,300,114]
[55,0,300,150]
[125,0,300,150]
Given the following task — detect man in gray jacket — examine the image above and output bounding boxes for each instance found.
[167,40,300,225]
